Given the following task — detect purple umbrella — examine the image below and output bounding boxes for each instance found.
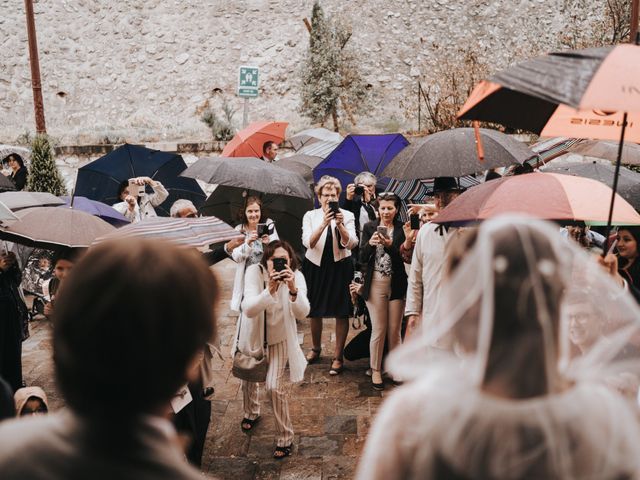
[312,134,409,192]
[59,196,130,227]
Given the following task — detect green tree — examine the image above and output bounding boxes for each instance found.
[300,2,369,131]
[27,134,66,195]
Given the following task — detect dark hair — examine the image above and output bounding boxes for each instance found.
[263,141,276,154]
[261,240,300,271]
[237,195,265,226]
[6,154,24,168]
[117,180,129,200]
[376,192,401,220]
[53,239,218,421]
[52,248,83,267]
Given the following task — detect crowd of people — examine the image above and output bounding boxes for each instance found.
[2,145,640,479]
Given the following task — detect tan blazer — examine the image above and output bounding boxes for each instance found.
[302,207,358,266]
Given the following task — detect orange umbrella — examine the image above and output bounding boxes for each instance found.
[221,121,288,158]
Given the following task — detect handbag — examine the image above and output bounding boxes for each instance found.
[232,267,269,383]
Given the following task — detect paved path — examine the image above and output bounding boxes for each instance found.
[22,258,397,479]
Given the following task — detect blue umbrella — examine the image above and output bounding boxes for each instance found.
[312,134,410,192]
[59,196,130,227]
[74,144,205,216]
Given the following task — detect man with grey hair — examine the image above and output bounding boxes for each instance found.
[344,172,378,239]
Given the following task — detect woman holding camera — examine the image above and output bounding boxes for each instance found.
[235,240,309,458]
[358,192,408,390]
[230,196,279,315]
[302,176,358,375]
[112,177,168,223]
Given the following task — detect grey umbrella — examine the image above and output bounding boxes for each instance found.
[541,161,640,210]
[0,174,15,192]
[0,191,65,210]
[181,157,313,199]
[289,128,343,151]
[276,154,323,183]
[380,128,533,180]
[566,140,640,166]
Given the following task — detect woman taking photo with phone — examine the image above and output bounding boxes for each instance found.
[358,192,408,390]
[112,177,168,223]
[234,240,309,458]
[230,196,279,315]
[302,176,358,375]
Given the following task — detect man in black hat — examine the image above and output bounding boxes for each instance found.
[404,177,466,340]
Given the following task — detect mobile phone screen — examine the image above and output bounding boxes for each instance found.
[410,214,420,230]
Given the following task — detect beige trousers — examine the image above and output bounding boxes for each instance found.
[241,341,293,447]
[365,272,405,371]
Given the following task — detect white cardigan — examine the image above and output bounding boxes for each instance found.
[232,264,310,383]
[229,219,278,313]
[302,208,358,266]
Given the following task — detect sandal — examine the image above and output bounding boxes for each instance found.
[273,444,293,459]
[306,348,321,364]
[329,358,344,376]
[240,416,261,432]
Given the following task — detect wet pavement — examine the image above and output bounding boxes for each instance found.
[22,258,396,479]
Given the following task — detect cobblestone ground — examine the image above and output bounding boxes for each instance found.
[22,258,396,479]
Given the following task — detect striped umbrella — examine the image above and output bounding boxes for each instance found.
[93,216,242,248]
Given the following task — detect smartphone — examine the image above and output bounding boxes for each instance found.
[256,223,269,237]
[410,213,420,230]
[328,201,340,214]
[354,185,364,196]
[377,226,389,239]
[353,271,364,285]
[272,257,287,272]
[128,180,144,197]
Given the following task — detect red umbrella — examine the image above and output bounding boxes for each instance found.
[433,173,640,226]
[221,121,288,158]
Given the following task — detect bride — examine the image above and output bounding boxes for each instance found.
[356,216,640,480]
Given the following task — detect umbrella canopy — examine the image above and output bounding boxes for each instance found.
[0,174,16,192]
[541,162,640,210]
[0,206,115,250]
[0,191,65,211]
[74,144,205,216]
[565,140,640,166]
[93,215,242,249]
[381,128,532,180]
[296,139,341,159]
[0,201,18,225]
[289,128,343,151]
[433,173,640,227]
[313,134,409,190]
[276,154,323,184]
[221,121,288,158]
[59,196,130,227]
[181,157,312,199]
[201,185,312,253]
[0,145,31,165]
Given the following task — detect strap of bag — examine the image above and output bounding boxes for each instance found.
[234,266,269,354]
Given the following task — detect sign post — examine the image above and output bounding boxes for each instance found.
[238,66,259,127]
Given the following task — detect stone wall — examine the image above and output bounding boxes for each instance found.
[1,0,602,144]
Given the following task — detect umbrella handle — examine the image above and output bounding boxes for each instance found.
[602,112,628,255]
[473,121,485,162]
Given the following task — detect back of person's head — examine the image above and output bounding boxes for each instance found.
[53,239,218,421]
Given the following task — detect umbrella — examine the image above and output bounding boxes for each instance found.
[74,144,205,216]
[564,140,640,166]
[93,216,242,249]
[289,127,343,151]
[313,134,409,190]
[0,145,30,165]
[541,162,640,210]
[433,173,640,227]
[380,129,532,180]
[276,154,323,184]
[296,139,341,159]
[0,201,18,226]
[59,196,130,227]
[221,121,288,158]
[0,192,65,210]
[0,174,15,192]
[201,185,312,253]
[181,157,312,199]
[0,206,115,250]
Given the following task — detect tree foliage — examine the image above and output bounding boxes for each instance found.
[300,2,369,131]
[27,134,66,195]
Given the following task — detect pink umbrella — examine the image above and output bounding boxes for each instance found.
[434,173,640,226]
[221,121,288,158]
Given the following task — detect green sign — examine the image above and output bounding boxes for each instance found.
[238,66,259,98]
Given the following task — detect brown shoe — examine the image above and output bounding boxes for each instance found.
[306,348,321,364]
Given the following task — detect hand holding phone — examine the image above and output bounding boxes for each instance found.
[376,226,389,239]
[128,179,144,197]
[410,214,420,230]
[272,257,287,273]
[328,201,340,214]
[257,223,269,237]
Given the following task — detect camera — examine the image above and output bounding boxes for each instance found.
[353,271,364,285]
[328,201,340,214]
[376,225,389,239]
[128,180,145,197]
[272,257,287,272]
[257,223,269,237]
[410,213,420,230]
[354,185,364,196]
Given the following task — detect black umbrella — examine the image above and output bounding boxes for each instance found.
[541,161,640,210]
[181,157,312,199]
[276,154,323,184]
[380,128,533,180]
[74,144,205,216]
[200,185,312,253]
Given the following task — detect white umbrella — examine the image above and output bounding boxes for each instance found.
[0,145,31,165]
[0,201,18,226]
[289,128,343,151]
